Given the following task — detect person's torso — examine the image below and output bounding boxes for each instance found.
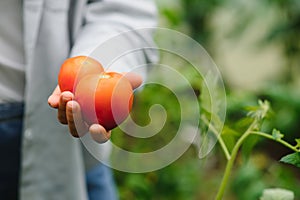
[0,0,25,103]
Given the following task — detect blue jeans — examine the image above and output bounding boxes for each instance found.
[0,103,118,200]
[0,102,24,200]
[86,164,118,200]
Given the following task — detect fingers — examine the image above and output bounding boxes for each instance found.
[65,100,111,141]
[66,103,110,141]
[122,72,143,89]
[66,101,88,138]
[58,98,107,141]
[48,85,61,108]
[89,124,111,143]
[49,89,111,142]
[49,85,113,143]
[57,91,73,124]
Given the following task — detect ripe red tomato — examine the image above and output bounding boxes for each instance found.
[58,56,104,93]
[75,72,134,130]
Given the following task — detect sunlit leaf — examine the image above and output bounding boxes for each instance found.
[295,138,300,150]
[222,126,240,137]
[280,152,300,168]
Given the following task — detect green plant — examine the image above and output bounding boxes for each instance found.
[201,97,300,199]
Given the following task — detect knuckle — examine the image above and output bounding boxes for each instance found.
[57,115,67,124]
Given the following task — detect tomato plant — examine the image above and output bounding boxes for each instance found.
[200,98,300,200]
[58,56,104,93]
[75,72,134,130]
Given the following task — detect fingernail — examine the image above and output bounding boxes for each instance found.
[67,101,77,112]
[63,95,71,101]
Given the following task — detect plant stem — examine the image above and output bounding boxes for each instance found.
[201,115,231,160]
[215,120,257,200]
[250,131,300,152]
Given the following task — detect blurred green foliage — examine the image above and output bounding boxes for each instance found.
[160,0,226,50]
[227,0,300,82]
[114,158,202,200]
[181,0,224,45]
[264,0,300,82]
[112,0,300,199]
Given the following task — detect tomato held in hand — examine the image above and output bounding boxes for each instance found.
[58,56,104,93]
[75,72,134,130]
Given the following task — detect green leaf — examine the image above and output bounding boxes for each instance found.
[272,129,284,140]
[260,188,294,200]
[222,126,240,137]
[199,71,224,119]
[280,152,300,168]
[242,135,260,161]
[221,126,239,152]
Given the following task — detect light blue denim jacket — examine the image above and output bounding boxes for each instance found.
[21,0,157,199]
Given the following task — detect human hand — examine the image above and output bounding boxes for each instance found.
[48,72,142,143]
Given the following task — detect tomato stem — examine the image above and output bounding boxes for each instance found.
[215,119,257,200]
[215,121,300,199]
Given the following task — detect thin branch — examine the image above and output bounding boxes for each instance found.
[250,131,300,152]
[201,115,231,160]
